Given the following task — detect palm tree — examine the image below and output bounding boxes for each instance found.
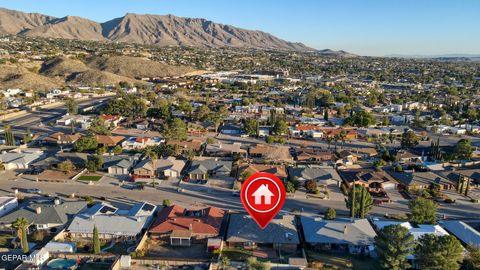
[12,218,29,253]
[339,130,347,149]
[144,148,158,187]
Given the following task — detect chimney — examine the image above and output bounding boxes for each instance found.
[189,224,193,231]
[36,207,42,214]
[344,225,348,234]
[54,199,61,205]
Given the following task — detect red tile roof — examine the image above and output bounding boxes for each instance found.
[149,205,224,235]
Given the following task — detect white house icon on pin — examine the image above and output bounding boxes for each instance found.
[252,184,274,204]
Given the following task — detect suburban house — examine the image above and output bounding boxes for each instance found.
[0,197,18,218]
[237,163,287,181]
[220,124,244,135]
[0,150,45,170]
[187,158,233,180]
[249,144,293,163]
[34,132,81,146]
[168,139,204,153]
[95,135,125,147]
[388,170,455,191]
[339,169,398,191]
[300,217,377,255]
[149,205,225,247]
[291,125,324,138]
[440,220,480,248]
[0,199,87,232]
[132,159,157,179]
[288,166,342,187]
[205,142,247,157]
[322,128,357,140]
[396,150,423,164]
[121,137,163,149]
[103,156,135,175]
[66,201,156,240]
[56,114,93,129]
[98,115,123,127]
[156,157,186,179]
[226,214,300,253]
[295,147,336,163]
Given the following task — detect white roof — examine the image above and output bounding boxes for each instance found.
[373,221,449,240]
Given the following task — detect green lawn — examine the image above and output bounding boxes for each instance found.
[221,248,253,261]
[77,175,102,181]
[307,251,382,270]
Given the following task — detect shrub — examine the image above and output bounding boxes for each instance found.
[324,208,336,220]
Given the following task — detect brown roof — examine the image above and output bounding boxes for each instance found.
[95,135,125,146]
[149,205,224,235]
[238,163,287,179]
[168,139,204,151]
[41,132,80,143]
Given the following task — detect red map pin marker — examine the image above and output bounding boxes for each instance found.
[240,172,286,229]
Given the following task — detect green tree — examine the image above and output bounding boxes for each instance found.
[196,105,211,121]
[375,224,415,270]
[12,218,29,254]
[162,199,172,207]
[163,118,187,140]
[64,98,79,115]
[23,128,32,144]
[401,130,419,149]
[112,145,123,155]
[4,124,15,146]
[57,160,75,174]
[273,119,288,135]
[462,246,480,270]
[85,155,104,172]
[92,225,101,254]
[88,118,111,136]
[408,197,437,225]
[345,111,376,127]
[324,208,336,220]
[285,181,296,193]
[74,136,98,152]
[414,234,463,270]
[244,118,259,136]
[454,139,473,160]
[345,184,373,218]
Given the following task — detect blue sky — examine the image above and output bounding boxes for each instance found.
[1,0,479,56]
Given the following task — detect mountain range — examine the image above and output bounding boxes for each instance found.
[0,7,314,51]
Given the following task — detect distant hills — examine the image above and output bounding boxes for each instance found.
[386,53,480,61]
[0,7,315,51]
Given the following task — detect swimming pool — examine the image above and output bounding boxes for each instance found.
[46,259,77,269]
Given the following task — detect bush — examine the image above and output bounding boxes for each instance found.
[444,198,456,204]
[325,208,336,220]
[162,199,172,207]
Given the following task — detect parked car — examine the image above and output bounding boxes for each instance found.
[26,188,42,194]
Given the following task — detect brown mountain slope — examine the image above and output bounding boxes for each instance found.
[0,64,61,90]
[39,57,142,86]
[0,8,54,35]
[86,55,195,78]
[101,13,311,51]
[0,8,314,51]
[24,16,105,41]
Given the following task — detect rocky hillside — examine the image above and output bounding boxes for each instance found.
[0,8,314,51]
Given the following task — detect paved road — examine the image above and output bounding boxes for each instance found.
[1,96,113,134]
[1,170,479,220]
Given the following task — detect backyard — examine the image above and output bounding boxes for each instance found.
[307,251,382,270]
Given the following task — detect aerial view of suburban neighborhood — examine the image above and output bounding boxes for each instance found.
[0,1,479,270]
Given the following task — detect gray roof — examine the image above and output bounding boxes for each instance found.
[103,156,134,169]
[300,217,376,246]
[289,167,341,183]
[67,202,156,237]
[226,214,299,245]
[388,171,454,187]
[441,220,480,248]
[0,151,44,165]
[188,159,232,174]
[0,200,87,226]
